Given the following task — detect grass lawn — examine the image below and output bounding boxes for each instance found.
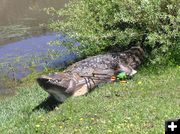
[0,66,179,134]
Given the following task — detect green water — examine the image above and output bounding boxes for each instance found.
[0,0,68,45]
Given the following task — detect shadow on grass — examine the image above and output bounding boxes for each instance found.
[32,96,63,112]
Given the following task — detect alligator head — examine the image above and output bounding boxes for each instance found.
[37,73,72,102]
[37,72,94,102]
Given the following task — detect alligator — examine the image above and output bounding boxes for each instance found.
[37,45,144,102]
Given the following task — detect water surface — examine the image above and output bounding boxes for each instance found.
[0,0,68,45]
[0,0,71,95]
[0,33,76,79]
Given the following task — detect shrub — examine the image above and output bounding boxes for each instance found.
[47,0,180,64]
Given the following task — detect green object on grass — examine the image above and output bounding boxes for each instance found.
[117,72,127,80]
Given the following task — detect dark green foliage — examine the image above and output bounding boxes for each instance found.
[47,0,180,64]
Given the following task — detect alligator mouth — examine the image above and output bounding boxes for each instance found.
[37,76,52,89]
[37,75,64,88]
[46,88,69,102]
[37,76,70,102]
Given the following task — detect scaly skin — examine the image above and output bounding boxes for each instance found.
[37,46,144,102]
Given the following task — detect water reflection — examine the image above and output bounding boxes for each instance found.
[0,33,76,79]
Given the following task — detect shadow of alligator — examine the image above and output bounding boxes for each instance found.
[32,96,63,112]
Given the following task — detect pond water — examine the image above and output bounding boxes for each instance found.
[0,33,76,78]
[0,0,74,95]
[0,0,68,45]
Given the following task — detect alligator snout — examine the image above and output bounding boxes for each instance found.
[37,76,52,89]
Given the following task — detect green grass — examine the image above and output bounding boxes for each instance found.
[0,66,179,134]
